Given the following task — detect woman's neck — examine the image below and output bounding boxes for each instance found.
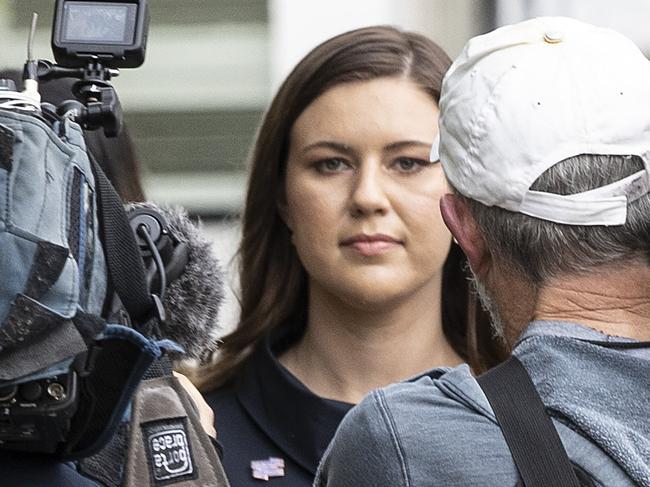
[278,280,464,404]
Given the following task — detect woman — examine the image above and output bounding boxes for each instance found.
[198,26,506,486]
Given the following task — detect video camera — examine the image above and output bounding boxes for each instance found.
[0,0,151,456]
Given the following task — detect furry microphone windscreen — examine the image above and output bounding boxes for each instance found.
[128,202,225,363]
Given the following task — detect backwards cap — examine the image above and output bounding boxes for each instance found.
[433,16,650,226]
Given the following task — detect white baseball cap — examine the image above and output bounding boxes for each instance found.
[432,17,650,226]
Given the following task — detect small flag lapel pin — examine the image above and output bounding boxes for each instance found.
[251,457,285,481]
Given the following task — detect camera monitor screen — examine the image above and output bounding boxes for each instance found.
[62,2,137,44]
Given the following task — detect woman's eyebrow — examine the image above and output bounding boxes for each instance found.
[300,139,431,155]
[302,140,355,155]
[383,140,432,151]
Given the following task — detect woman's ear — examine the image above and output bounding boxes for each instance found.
[439,194,491,278]
[277,191,293,231]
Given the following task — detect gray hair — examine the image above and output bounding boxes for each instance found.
[463,154,650,284]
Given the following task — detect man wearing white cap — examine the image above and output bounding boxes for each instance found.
[315,17,650,487]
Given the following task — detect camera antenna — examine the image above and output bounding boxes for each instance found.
[22,12,41,105]
[1,12,41,111]
[27,12,38,61]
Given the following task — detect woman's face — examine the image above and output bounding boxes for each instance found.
[283,77,451,308]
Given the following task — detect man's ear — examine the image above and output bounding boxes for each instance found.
[440,194,491,277]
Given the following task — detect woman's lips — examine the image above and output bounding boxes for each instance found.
[341,234,402,256]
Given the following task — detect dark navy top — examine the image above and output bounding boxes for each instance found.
[205,333,352,486]
[0,452,98,486]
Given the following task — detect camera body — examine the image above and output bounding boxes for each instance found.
[0,372,78,453]
[52,0,149,68]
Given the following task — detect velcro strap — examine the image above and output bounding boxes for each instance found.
[0,294,65,354]
[0,316,87,381]
[23,241,69,300]
[0,124,14,171]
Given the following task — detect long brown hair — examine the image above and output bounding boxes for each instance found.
[197,25,505,391]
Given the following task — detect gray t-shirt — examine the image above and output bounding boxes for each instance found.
[315,321,650,486]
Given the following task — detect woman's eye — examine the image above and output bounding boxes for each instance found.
[392,157,429,173]
[315,158,350,173]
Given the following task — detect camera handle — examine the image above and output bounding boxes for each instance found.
[36,59,123,137]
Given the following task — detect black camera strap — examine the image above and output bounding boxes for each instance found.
[476,356,581,487]
[90,155,152,325]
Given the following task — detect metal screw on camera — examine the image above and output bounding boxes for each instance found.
[47,383,66,401]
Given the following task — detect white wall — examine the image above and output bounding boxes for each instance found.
[269,0,479,92]
[496,0,650,55]
[201,219,242,335]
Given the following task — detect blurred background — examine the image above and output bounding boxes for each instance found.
[1,0,649,330]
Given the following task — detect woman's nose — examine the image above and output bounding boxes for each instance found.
[349,163,390,217]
